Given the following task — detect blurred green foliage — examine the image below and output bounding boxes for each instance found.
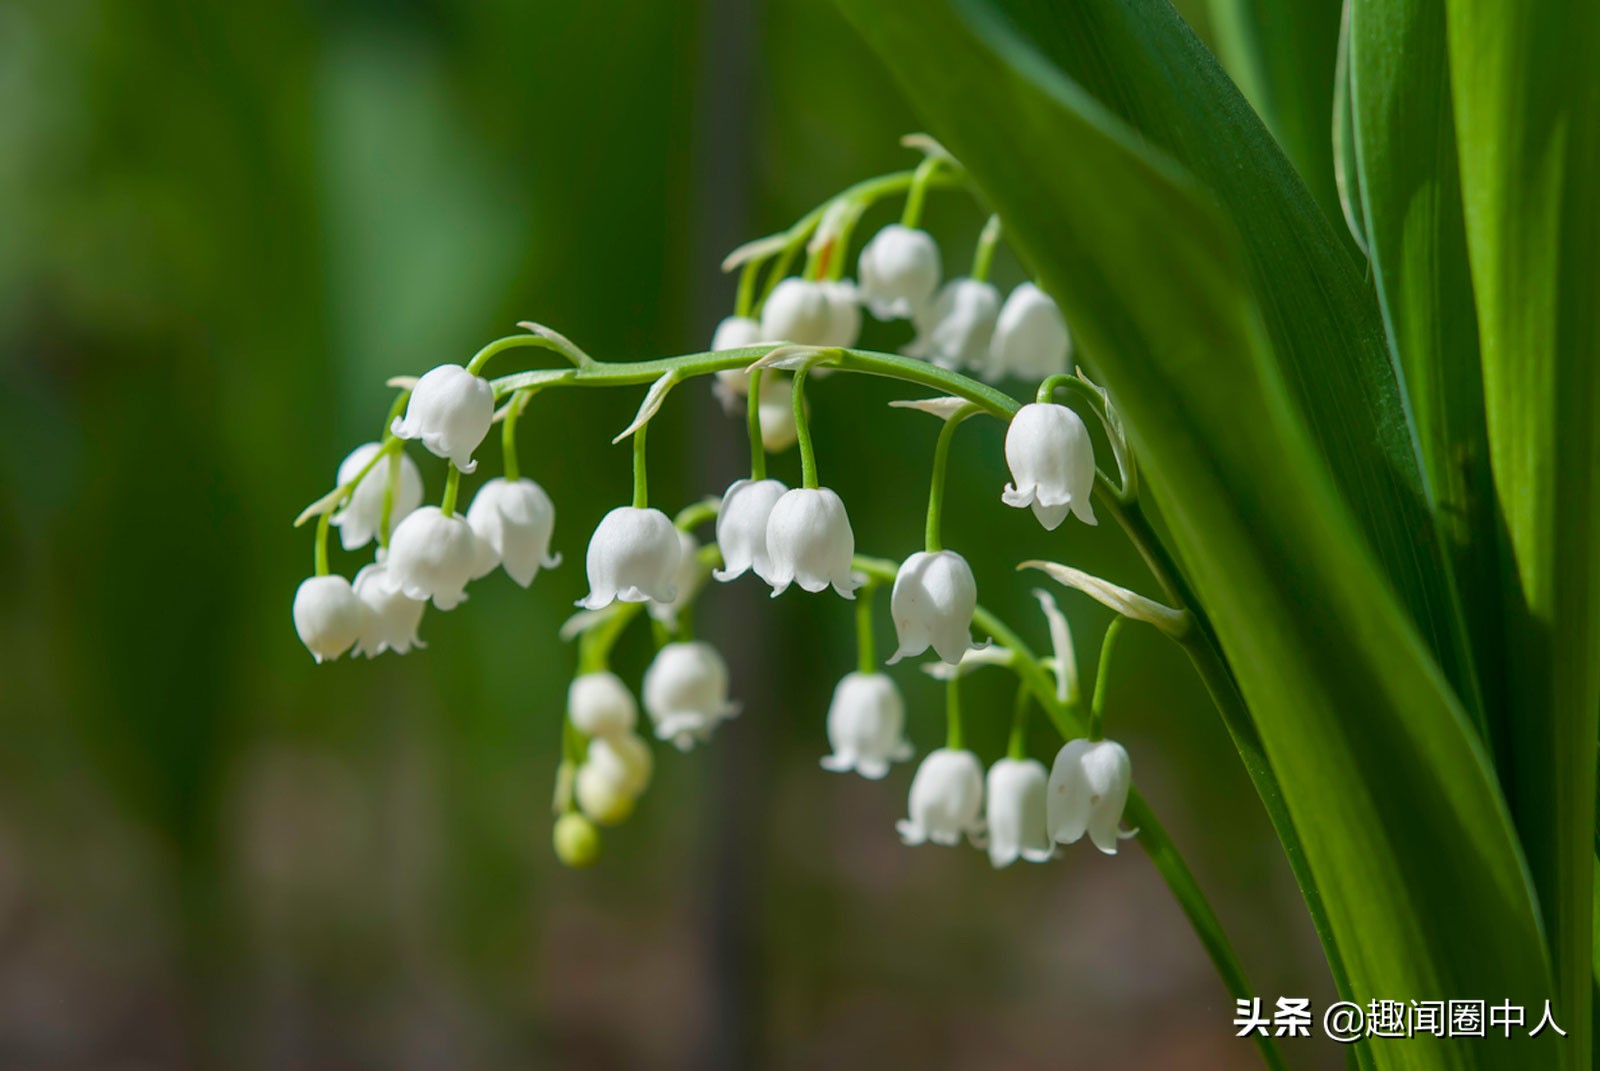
[0,0,1338,1067]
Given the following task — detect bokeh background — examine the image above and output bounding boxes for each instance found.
[0,1,1345,1067]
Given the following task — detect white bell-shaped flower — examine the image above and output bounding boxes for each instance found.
[985,758,1055,868]
[586,732,653,797]
[1002,402,1098,530]
[352,562,426,657]
[760,278,836,346]
[764,487,861,598]
[819,671,912,779]
[904,278,1000,371]
[714,477,789,583]
[642,641,740,751]
[383,505,478,610]
[758,375,800,452]
[821,280,862,348]
[858,224,941,320]
[577,506,682,610]
[711,315,766,409]
[575,761,636,826]
[292,575,365,663]
[466,477,560,587]
[1048,738,1136,854]
[329,442,423,551]
[648,529,702,627]
[887,550,979,665]
[390,363,495,473]
[988,283,1070,381]
[896,747,985,847]
[567,671,638,738]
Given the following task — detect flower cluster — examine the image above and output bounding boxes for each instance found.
[293,142,1150,874]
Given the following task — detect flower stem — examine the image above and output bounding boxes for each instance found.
[631,420,649,509]
[378,451,399,548]
[793,368,818,490]
[1089,615,1127,742]
[502,390,525,482]
[747,368,767,481]
[900,154,944,229]
[945,674,964,751]
[735,258,762,319]
[924,405,978,553]
[1007,680,1031,760]
[855,583,878,674]
[314,513,331,576]
[440,464,462,517]
[970,214,1002,283]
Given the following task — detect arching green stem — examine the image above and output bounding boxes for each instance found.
[735,258,762,319]
[793,368,818,489]
[856,582,879,674]
[378,451,400,549]
[1090,616,1128,742]
[901,154,945,229]
[945,674,964,751]
[314,513,331,577]
[632,421,649,509]
[440,464,462,517]
[502,389,530,482]
[1007,680,1031,760]
[925,405,979,552]
[971,214,1002,283]
[747,368,767,481]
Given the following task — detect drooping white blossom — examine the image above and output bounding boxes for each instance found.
[764,487,861,598]
[1048,738,1137,854]
[714,477,789,584]
[567,671,638,739]
[896,748,985,847]
[642,641,740,751]
[819,671,912,779]
[466,477,561,587]
[985,758,1055,868]
[904,278,1000,371]
[329,442,423,551]
[352,561,426,657]
[575,761,636,826]
[887,550,979,665]
[390,364,495,473]
[1002,402,1098,530]
[821,280,862,348]
[383,505,479,610]
[577,506,682,610]
[585,732,653,797]
[293,575,365,664]
[648,529,703,627]
[858,224,941,320]
[988,283,1070,381]
[758,375,800,452]
[760,279,837,346]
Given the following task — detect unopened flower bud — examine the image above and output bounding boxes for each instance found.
[575,762,637,826]
[586,732,653,797]
[553,812,602,868]
[988,283,1070,381]
[293,575,365,663]
[858,224,941,320]
[758,375,801,452]
[567,671,638,738]
[390,364,495,473]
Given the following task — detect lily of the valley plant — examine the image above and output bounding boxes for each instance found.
[291,2,1600,1068]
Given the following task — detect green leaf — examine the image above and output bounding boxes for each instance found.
[1331,2,1368,256]
[836,1,1555,1067]
[1445,3,1600,1063]
[944,0,1483,738]
[1347,0,1498,746]
[1205,0,1347,235]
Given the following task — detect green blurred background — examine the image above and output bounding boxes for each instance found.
[0,1,1344,1067]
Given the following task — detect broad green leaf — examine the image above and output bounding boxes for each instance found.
[1445,3,1600,1063]
[836,1,1555,1067]
[950,0,1482,738]
[1347,0,1498,746]
[1205,0,1346,235]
